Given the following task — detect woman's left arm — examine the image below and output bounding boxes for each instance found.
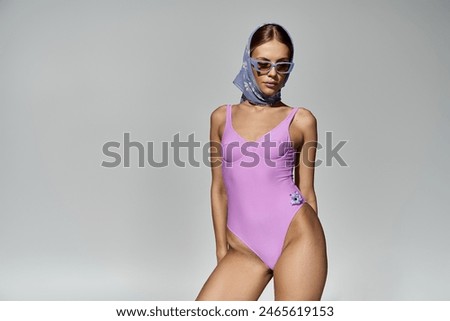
[294,108,319,215]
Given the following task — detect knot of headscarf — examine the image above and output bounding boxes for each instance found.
[232,22,294,106]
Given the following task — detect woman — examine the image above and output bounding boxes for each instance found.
[196,23,327,301]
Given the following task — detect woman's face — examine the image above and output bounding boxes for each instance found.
[250,39,291,97]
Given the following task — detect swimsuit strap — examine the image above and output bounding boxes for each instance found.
[226,103,232,131]
[283,107,299,128]
[224,104,235,140]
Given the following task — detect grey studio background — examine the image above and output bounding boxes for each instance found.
[0,0,449,300]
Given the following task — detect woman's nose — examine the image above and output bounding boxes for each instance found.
[267,65,277,77]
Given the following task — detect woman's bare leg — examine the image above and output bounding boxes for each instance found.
[196,229,273,301]
[273,202,327,300]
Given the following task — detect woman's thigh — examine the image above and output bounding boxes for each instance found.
[196,229,273,301]
[273,203,328,301]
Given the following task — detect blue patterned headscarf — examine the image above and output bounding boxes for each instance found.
[233,23,294,106]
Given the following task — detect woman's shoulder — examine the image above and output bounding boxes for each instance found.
[292,106,317,129]
[211,104,228,113]
[295,106,316,119]
[209,104,228,125]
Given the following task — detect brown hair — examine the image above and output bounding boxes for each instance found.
[250,24,294,61]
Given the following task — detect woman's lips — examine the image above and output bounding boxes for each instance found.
[264,82,277,88]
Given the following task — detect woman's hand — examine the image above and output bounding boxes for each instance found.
[216,247,228,264]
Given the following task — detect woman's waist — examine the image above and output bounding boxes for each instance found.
[224,176,297,197]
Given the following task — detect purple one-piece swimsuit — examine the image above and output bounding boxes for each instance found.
[221,103,306,270]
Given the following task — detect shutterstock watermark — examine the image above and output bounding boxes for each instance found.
[101,132,348,168]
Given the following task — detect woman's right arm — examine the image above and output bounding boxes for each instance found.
[209,105,228,263]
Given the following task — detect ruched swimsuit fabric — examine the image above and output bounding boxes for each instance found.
[221,104,306,270]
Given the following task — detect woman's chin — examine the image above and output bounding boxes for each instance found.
[261,88,280,97]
